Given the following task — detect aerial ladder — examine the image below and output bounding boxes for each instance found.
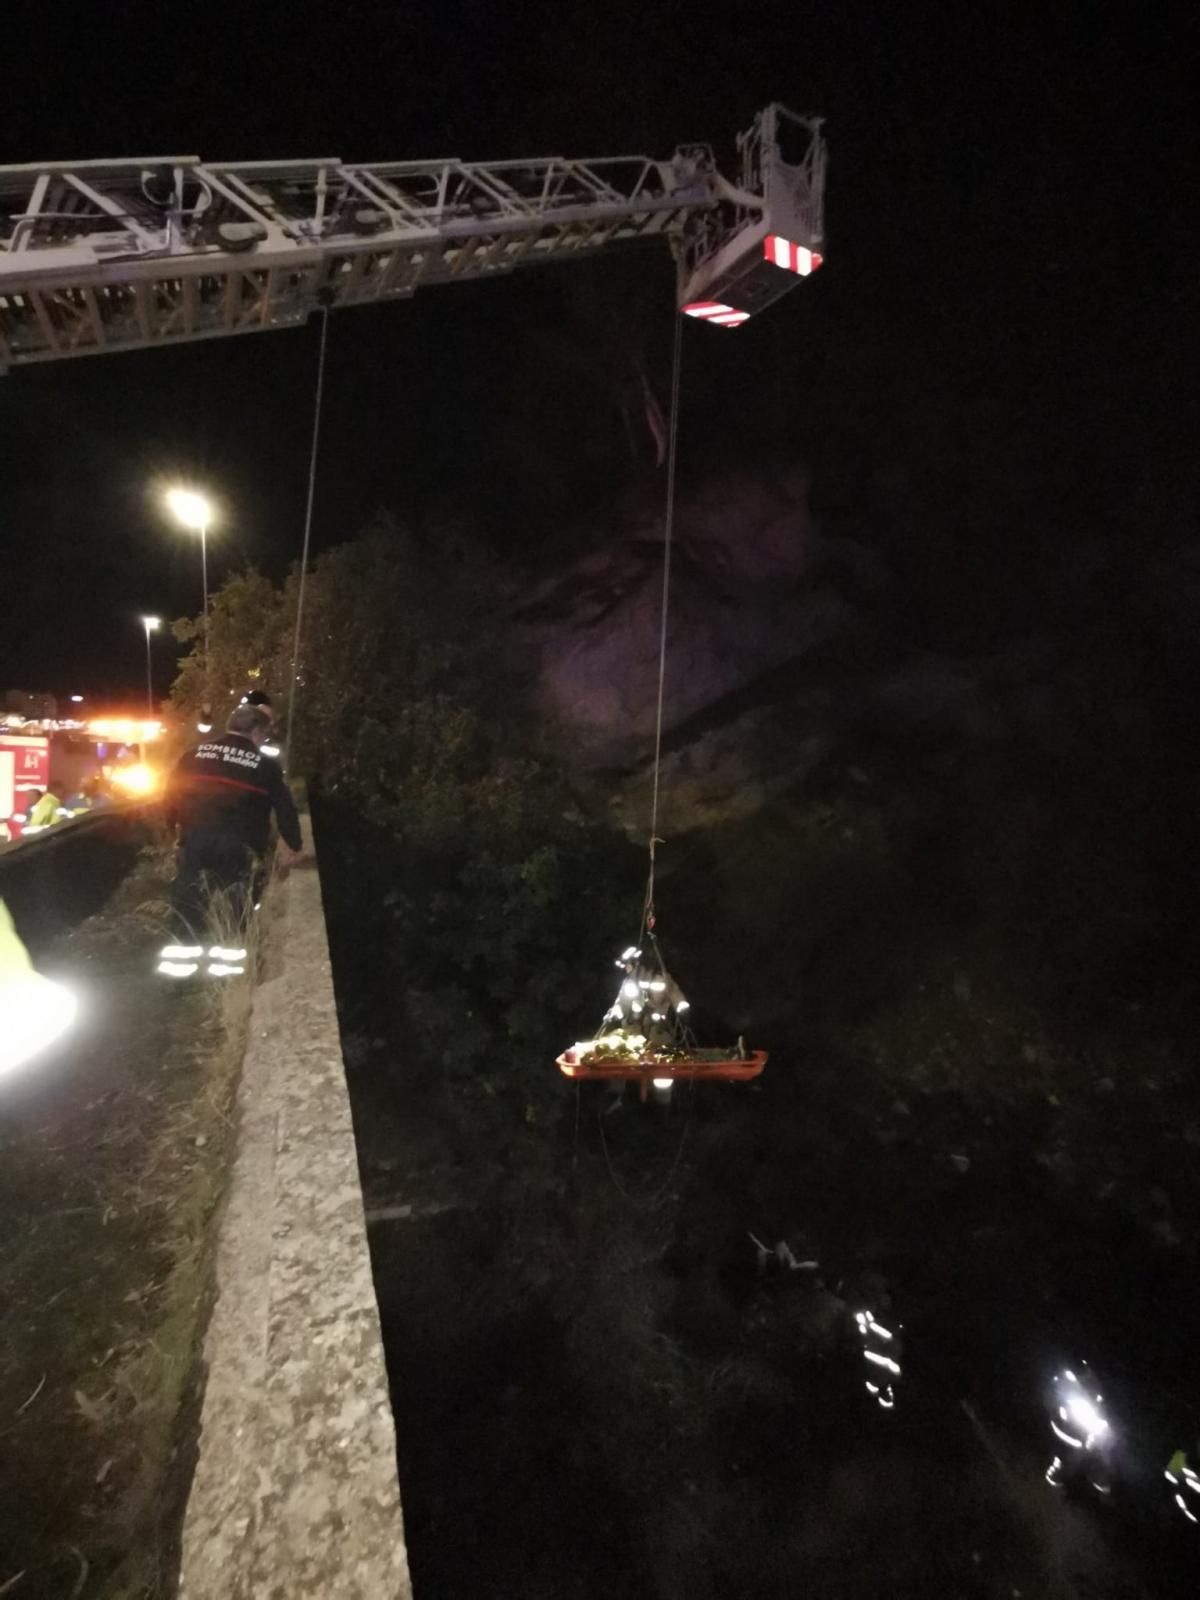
[0,105,824,370]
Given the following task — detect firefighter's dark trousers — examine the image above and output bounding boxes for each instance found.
[170,829,258,939]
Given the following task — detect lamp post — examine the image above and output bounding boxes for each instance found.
[165,487,214,727]
[141,616,161,716]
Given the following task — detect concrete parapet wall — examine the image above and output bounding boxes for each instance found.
[180,815,410,1599]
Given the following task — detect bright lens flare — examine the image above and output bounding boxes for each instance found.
[1066,1394,1109,1440]
[165,487,212,530]
[88,718,162,743]
[0,972,78,1075]
[111,762,159,796]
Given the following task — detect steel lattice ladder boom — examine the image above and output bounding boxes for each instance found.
[0,105,824,370]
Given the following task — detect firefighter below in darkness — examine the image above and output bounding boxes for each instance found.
[157,703,304,979]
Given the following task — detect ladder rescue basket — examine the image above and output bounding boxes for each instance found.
[558,940,767,1099]
[556,258,777,1100]
[557,1045,767,1098]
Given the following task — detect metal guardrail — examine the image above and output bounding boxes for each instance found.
[0,796,158,857]
[0,800,162,955]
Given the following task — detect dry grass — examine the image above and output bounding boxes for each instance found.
[0,840,265,1598]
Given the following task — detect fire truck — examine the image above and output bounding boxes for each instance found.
[0,730,49,840]
[0,719,164,840]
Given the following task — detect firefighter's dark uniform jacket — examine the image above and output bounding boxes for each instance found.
[169,734,302,856]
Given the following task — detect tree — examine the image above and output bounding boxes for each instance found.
[169,568,290,732]
[169,518,639,1115]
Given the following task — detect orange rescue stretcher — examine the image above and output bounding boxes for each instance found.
[557,1047,768,1101]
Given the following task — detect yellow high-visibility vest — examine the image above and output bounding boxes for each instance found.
[0,899,33,978]
[27,792,61,828]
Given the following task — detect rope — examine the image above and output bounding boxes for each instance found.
[643,310,684,937]
[596,1085,694,1206]
[572,1079,582,1171]
[586,309,693,1206]
[283,305,330,769]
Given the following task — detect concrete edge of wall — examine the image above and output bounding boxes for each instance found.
[179,813,411,1599]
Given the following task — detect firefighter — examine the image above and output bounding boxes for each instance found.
[854,1305,904,1411]
[14,788,42,830]
[158,704,302,978]
[59,785,93,817]
[1165,1445,1200,1525]
[25,784,63,831]
[1045,1364,1113,1496]
[244,690,281,757]
[81,774,112,810]
[244,689,274,718]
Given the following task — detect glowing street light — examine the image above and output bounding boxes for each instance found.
[164,487,211,532]
[141,615,161,716]
[165,487,213,624]
[164,485,215,723]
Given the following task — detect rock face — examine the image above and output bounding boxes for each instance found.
[522,469,875,766]
[523,465,1131,808]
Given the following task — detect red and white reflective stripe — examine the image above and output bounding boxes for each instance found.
[764,235,823,276]
[681,300,751,328]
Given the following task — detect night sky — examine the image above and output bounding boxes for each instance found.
[0,3,1193,702]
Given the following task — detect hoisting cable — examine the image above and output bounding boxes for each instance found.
[283,303,331,770]
[641,306,685,943]
[571,308,766,1189]
[587,307,693,1207]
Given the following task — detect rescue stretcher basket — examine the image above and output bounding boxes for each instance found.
[557,1047,768,1098]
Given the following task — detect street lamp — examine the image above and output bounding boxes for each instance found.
[165,486,214,728]
[165,487,213,629]
[141,616,161,716]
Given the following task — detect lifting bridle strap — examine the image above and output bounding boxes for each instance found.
[643,308,684,937]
